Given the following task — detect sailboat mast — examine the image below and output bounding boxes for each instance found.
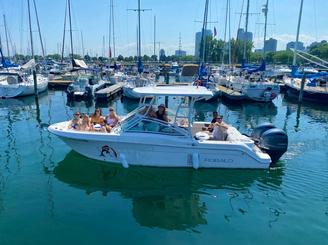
[200,0,209,63]
[262,0,269,59]
[32,0,45,57]
[228,0,231,67]
[27,0,38,96]
[68,0,74,66]
[293,0,304,66]
[243,0,250,61]
[138,0,141,61]
[111,0,116,58]
[221,0,229,65]
[108,0,112,62]
[3,15,10,58]
[153,15,156,57]
[61,0,67,63]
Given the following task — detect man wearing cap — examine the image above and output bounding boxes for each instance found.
[156,104,169,122]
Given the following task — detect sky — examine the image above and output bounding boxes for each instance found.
[0,0,327,57]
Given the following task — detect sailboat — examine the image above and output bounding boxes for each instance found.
[122,0,156,99]
[227,0,279,102]
[284,0,328,103]
[0,1,48,99]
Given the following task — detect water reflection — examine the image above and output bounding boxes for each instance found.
[54,151,283,231]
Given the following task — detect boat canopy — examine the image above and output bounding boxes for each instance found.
[133,86,213,98]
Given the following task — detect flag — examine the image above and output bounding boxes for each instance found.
[214,27,217,37]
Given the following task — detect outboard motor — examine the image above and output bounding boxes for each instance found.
[251,123,288,163]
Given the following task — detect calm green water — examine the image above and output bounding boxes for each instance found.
[0,88,327,245]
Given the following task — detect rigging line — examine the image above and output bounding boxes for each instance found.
[296,49,328,65]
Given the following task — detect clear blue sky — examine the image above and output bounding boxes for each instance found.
[0,0,327,57]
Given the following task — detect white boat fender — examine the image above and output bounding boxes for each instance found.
[120,154,129,168]
[192,152,199,170]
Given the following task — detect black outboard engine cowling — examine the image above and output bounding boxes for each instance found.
[251,123,288,163]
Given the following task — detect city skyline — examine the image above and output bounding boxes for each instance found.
[0,0,327,57]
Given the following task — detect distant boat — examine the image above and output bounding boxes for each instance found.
[66,71,107,100]
[0,70,48,98]
[179,64,198,83]
[123,75,155,99]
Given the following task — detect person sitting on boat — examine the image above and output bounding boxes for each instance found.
[211,116,229,141]
[105,107,120,132]
[211,111,219,123]
[92,117,107,132]
[81,114,91,131]
[156,104,169,122]
[69,112,82,130]
[90,108,103,125]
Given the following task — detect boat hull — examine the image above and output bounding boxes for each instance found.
[285,83,328,102]
[0,77,48,98]
[123,86,141,99]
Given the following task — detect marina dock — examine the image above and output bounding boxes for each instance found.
[95,82,123,100]
[48,79,73,88]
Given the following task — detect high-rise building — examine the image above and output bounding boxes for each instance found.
[237,28,253,42]
[159,49,166,60]
[286,41,305,51]
[175,50,187,56]
[264,38,277,52]
[194,29,212,59]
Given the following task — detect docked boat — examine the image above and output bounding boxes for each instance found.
[284,76,328,102]
[122,75,155,99]
[66,72,107,100]
[0,71,48,98]
[179,64,198,83]
[49,86,288,169]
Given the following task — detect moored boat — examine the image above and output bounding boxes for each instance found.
[49,86,288,169]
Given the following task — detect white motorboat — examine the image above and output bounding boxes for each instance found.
[49,86,288,169]
[229,74,280,102]
[67,73,107,100]
[0,71,48,98]
[123,75,155,99]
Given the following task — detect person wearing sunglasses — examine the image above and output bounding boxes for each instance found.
[105,107,120,132]
[90,108,103,125]
[69,112,82,130]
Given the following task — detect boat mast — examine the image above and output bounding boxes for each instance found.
[243,0,250,61]
[3,15,10,58]
[61,0,67,63]
[32,0,45,57]
[200,0,209,63]
[262,0,269,59]
[108,0,112,63]
[68,0,74,67]
[27,0,38,97]
[153,15,156,57]
[293,0,304,66]
[111,0,116,59]
[221,0,229,66]
[228,0,231,67]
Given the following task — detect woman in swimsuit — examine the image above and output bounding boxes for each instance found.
[69,112,82,130]
[105,107,120,132]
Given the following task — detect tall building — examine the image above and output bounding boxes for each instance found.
[194,29,212,59]
[286,41,305,51]
[264,38,277,52]
[237,28,253,42]
[159,49,166,60]
[175,50,187,56]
